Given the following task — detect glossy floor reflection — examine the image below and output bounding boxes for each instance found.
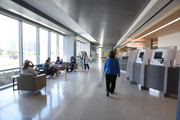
[0,60,177,120]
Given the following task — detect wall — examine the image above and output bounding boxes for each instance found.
[63,35,75,62]
[99,47,112,58]
[90,44,97,58]
[158,32,180,49]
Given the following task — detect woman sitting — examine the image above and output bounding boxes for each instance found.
[22,60,38,76]
[67,56,76,72]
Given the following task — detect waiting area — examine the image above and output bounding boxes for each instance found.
[0,60,177,120]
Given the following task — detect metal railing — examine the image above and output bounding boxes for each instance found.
[0,67,21,89]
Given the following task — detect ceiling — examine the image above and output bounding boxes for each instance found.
[134,7,180,39]
[0,0,179,49]
[122,4,180,48]
[10,0,150,48]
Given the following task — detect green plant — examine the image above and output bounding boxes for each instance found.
[6,50,18,55]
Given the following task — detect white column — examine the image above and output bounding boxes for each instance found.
[56,33,59,57]
[36,27,40,64]
[63,35,75,62]
[19,21,23,67]
[48,31,51,58]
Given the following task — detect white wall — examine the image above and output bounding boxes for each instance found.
[63,35,75,62]
[99,47,112,57]
[158,32,180,49]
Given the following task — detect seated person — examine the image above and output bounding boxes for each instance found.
[55,56,62,64]
[67,56,76,72]
[47,57,59,76]
[55,56,63,74]
[43,60,55,77]
[21,60,37,76]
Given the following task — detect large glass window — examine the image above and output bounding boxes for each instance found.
[0,14,19,70]
[51,32,57,61]
[59,34,63,60]
[23,22,36,64]
[76,41,84,58]
[39,28,48,64]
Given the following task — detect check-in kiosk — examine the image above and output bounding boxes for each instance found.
[167,50,180,96]
[136,50,145,64]
[175,50,180,67]
[144,49,176,93]
[119,52,128,71]
[133,49,152,86]
[126,50,139,82]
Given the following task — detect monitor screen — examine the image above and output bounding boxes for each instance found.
[139,52,144,58]
[154,52,163,59]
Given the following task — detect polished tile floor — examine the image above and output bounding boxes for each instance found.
[0,60,177,120]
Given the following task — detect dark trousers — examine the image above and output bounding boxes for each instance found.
[106,74,117,93]
[84,64,89,69]
[67,65,74,72]
[47,67,55,75]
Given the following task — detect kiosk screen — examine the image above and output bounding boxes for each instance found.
[139,52,144,58]
[154,52,162,59]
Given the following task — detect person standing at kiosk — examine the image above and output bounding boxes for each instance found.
[104,51,120,97]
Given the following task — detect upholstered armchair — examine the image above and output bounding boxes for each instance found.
[17,73,46,92]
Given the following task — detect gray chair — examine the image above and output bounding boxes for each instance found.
[73,63,78,69]
[61,62,70,70]
[17,73,46,92]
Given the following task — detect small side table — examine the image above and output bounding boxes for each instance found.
[12,75,19,90]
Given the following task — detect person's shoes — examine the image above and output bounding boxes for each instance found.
[110,91,114,94]
[56,74,59,76]
[106,92,109,97]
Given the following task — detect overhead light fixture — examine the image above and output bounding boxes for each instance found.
[127,43,144,48]
[8,9,66,34]
[115,0,158,48]
[119,17,180,49]
[130,17,180,44]
[80,34,97,43]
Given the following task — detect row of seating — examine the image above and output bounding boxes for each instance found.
[16,62,78,93]
[35,62,67,75]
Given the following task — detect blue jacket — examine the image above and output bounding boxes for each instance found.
[55,59,62,64]
[104,58,120,75]
[43,63,49,68]
[70,58,76,66]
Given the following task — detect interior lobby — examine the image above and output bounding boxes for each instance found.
[0,0,180,120]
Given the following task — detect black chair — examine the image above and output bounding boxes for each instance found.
[36,64,45,74]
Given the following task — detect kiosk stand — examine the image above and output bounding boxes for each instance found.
[176,71,180,120]
[126,50,139,83]
[166,50,180,96]
[133,49,152,87]
[144,49,176,93]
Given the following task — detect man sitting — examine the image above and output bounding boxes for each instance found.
[67,56,76,72]
[55,56,62,64]
[55,56,63,74]
[43,60,55,77]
